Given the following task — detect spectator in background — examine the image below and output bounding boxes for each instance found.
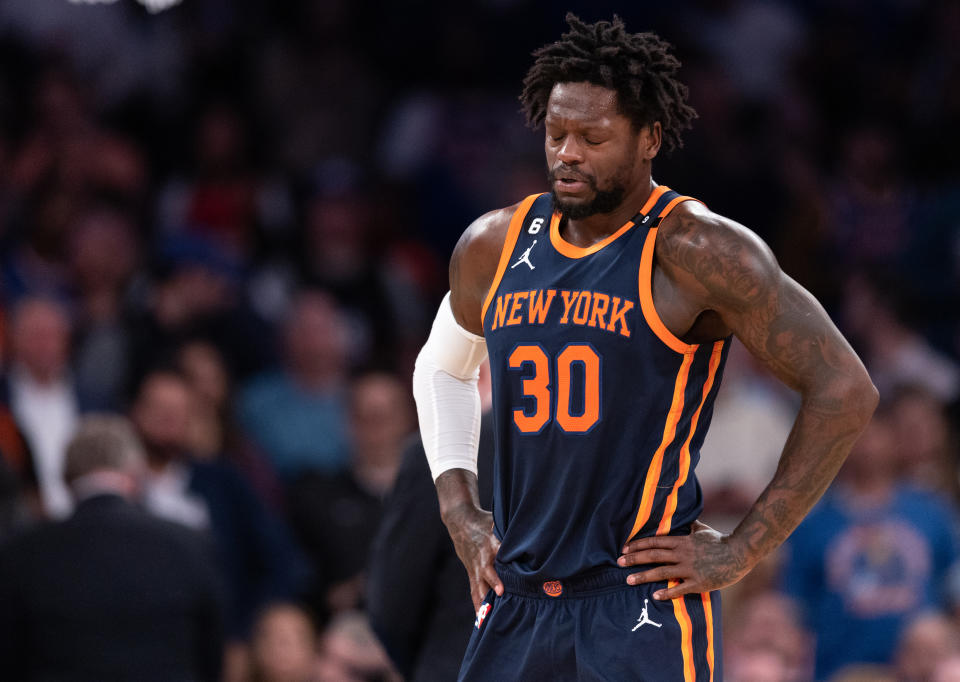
[828,665,897,682]
[69,204,139,410]
[2,296,84,517]
[935,655,960,682]
[895,612,960,682]
[770,145,834,307]
[723,591,812,682]
[725,650,794,682]
[299,172,396,368]
[177,340,234,461]
[132,370,305,649]
[367,360,493,681]
[177,339,283,509]
[127,233,271,388]
[0,414,224,682]
[238,290,351,479]
[783,412,959,679]
[826,125,915,272]
[841,271,960,404]
[0,67,147,298]
[314,610,400,682]
[155,102,293,264]
[248,603,317,682]
[287,372,411,621]
[891,385,959,501]
[0,184,76,305]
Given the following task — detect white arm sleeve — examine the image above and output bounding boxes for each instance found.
[412,292,488,481]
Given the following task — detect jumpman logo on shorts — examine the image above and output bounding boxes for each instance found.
[631,599,662,631]
[511,240,537,270]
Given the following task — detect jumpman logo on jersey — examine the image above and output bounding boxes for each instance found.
[631,600,662,631]
[511,240,537,270]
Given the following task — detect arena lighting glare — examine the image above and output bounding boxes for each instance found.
[67,0,184,14]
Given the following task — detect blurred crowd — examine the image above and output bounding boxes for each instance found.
[0,0,958,680]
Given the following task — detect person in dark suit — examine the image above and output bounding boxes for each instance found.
[131,369,306,644]
[0,415,225,682]
[366,414,494,681]
[0,452,27,542]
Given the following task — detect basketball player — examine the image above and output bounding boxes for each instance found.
[412,14,877,681]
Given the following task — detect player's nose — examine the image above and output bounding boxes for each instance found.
[556,137,584,164]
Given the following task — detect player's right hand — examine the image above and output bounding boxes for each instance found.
[443,505,504,611]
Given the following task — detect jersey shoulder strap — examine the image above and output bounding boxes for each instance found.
[641,188,702,229]
[637,187,706,355]
[622,186,703,238]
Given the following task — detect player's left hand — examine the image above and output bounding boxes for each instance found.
[617,520,751,600]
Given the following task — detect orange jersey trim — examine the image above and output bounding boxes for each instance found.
[702,592,716,682]
[657,194,700,221]
[480,194,542,326]
[657,340,726,534]
[625,352,693,542]
[638,226,697,354]
[670,583,696,682]
[549,185,670,259]
[637,195,706,355]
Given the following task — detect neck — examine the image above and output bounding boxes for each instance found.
[290,364,342,392]
[14,362,65,387]
[145,450,179,472]
[81,288,121,322]
[71,470,136,502]
[844,473,896,507]
[561,177,656,246]
[354,459,399,496]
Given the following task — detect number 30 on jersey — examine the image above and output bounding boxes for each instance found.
[508,343,601,434]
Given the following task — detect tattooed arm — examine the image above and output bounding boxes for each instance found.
[619,201,878,599]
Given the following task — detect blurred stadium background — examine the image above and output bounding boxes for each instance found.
[0,0,958,680]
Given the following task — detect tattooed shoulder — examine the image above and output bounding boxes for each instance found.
[654,202,781,315]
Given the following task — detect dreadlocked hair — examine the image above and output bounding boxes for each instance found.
[520,13,697,151]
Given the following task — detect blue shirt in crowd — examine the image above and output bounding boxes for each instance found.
[237,371,349,478]
[782,484,959,680]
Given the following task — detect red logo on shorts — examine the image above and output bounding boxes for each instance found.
[542,580,563,597]
[475,602,491,629]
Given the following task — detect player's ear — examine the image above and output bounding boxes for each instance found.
[641,122,662,161]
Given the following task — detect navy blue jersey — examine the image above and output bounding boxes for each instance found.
[481,186,730,580]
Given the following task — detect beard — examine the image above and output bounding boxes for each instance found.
[548,158,635,220]
[138,431,184,463]
[550,182,626,219]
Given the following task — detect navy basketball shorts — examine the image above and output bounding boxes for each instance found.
[459,563,721,682]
